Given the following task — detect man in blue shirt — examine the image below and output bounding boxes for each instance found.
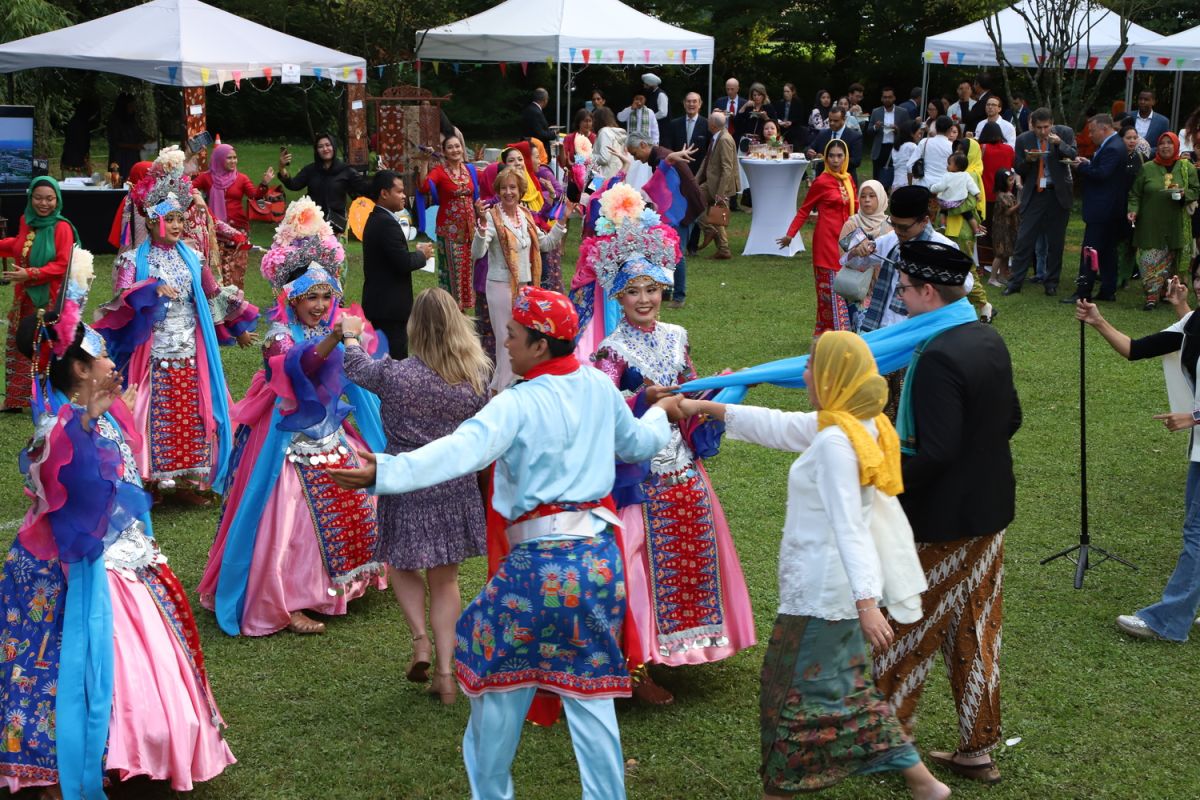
[330,287,675,800]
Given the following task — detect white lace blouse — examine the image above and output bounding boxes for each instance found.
[725,405,884,620]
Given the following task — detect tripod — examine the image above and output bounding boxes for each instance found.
[1041,264,1137,588]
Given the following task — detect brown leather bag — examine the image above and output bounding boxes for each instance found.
[705,199,730,227]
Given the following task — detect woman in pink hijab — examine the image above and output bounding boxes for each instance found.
[191,142,274,288]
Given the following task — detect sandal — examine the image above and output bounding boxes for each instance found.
[928,750,1002,784]
[287,611,326,635]
[632,671,674,707]
[406,633,432,683]
[428,670,457,705]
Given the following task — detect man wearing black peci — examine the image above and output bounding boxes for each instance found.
[873,240,1021,787]
[361,170,433,359]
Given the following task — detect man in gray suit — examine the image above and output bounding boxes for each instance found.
[1002,108,1077,297]
[869,87,911,189]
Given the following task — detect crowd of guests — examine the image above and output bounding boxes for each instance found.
[0,68,1197,800]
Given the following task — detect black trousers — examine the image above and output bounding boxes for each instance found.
[370,317,409,360]
[1006,191,1070,292]
[1076,217,1123,299]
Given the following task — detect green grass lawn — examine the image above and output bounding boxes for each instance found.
[3,143,1198,799]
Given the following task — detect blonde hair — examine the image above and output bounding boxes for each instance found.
[407,288,492,396]
[493,165,528,196]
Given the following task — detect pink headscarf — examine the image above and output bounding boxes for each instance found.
[207,143,237,222]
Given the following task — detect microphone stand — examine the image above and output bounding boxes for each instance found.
[1041,263,1137,588]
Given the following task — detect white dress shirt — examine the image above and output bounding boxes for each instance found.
[916,134,953,189]
[1135,114,1152,139]
[882,108,895,144]
[974,116,1016,147]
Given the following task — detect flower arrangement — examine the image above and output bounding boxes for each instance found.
[274,196,334,245]
[155,145,187,174]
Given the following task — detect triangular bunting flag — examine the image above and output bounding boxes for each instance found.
[595,50,603,61]
[415,59,422,72]
[666,49,675,61]
[955,52,965,64]
[1178,58,1187,67]
[452,63,461,75]
[432,61,440,74]
[168,66,178,83]
[521,62,529,75]
[376,65,385,78]
[342,67,350,80]
[1158,56,1171,66]
[1122,56,1134,71]
[582,49,590,64]
[1139,55,1148,67]
[314,67,323,80]
[939,51,949,65]
[499,62,507,76]
[232,70,242,89]
[681,49,687,64]
[1066,56,1077,68]
[1086,56,1098,70]
[924,50,933,61]
[618,50,625,63]
[201,67,211,83]
[355,67,364,83]
[263,66,274,83]
[643,49,650,63]
[546,56,554,68]
[217,68,229,86]
[1020,54,1030,65]
[691,49,697,61]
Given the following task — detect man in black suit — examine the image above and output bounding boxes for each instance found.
[963,72,1010,132]
[805,107,864,179]
[666,92,710,255]
[1002,107,1077,296]
[874,240,1021,787]
[361,170,433,359]
[522,88,555,152]
[1064,114,1128,303]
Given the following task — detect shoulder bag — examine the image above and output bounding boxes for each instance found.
[909,138,929,182]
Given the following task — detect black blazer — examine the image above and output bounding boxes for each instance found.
[900,322,1022,542]
[361,205,427,328]
[770,99,808,147]
[1077,133,1128,224]
[666,114,711,174]
[1013,126,1077,212]
[807,126,864,177]
[521,102,555,150]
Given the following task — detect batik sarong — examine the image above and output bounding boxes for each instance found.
[148,359,210,481]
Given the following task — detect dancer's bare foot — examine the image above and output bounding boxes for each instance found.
[903,761,952,799]
[632,672,674,706]
[287,610,326,635]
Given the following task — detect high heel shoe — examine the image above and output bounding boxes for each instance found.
[428,670,457,705]
[406,633,432,683]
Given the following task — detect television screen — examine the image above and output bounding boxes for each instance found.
[0,106,35,190]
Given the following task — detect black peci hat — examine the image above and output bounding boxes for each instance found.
[897,240,974,286]
[889,185,932,219]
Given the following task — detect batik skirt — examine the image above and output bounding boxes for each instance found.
[148,358,211,482]
[437,235,475,311]
[815,267,852,336]
[759,614,917,794]
[4,295,34,410]
[455,532,631,700]
[1140,247,1180,303]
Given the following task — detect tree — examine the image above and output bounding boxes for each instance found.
[982,0,1158,125]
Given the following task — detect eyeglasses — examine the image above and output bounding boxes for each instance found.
[887,217,922,233]
[895,282,917,295]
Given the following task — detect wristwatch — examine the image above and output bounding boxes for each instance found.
[1191,409,1200,424]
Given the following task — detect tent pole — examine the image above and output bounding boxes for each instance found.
[920,59,929,115]
[1171,69,1183,129]
[557,59,562,131]
[567,62,573,128]
[707,63,713,116]
[1124,70,1133,109]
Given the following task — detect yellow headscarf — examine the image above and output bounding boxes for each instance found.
[812,331,903,496]
[823,137,857,216]
[965,138,986,215]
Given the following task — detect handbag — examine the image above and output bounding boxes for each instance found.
[832,261,874,303]
[909,138,929,181]
[705,200,730,227]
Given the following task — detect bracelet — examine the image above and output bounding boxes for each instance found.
[856,603,879,612]
[342,332,360,340]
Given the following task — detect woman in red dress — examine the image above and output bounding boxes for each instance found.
[0,176,77,410]
[777,138,857,336]
[421,135,479,310]
[190,142,273,289]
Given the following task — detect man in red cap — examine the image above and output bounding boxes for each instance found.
[330,287,678,800]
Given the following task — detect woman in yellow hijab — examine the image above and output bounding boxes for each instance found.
[676,331,943,800]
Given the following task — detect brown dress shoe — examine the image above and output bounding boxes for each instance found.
[713,250,732,260]
[668,299,685,309]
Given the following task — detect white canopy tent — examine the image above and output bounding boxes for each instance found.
[0,0,366,86]
[920,2,1162,116]
[416,0,715,128]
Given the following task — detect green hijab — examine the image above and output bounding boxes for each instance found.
[24,176,76,268]
[22,176,78,308]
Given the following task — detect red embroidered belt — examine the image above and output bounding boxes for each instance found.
[512,500,604,525]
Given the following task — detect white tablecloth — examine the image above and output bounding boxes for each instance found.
[739,157,809,257]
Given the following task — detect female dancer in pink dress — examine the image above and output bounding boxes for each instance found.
[101,156,257,504]
[198,198,387,636]
[582,185,756,704]
[0,262,233,798]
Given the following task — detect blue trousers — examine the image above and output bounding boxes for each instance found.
[672,222,692,301]
[462,688,627,800]
[1138,461,1200,641]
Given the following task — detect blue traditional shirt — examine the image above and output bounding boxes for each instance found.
[372,365,671,529]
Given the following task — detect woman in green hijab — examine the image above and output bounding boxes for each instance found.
[0,175,78,409]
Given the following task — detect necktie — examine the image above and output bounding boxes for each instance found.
[1036,144,1045,192]
[833,129,841,141]
[686,117,695,143]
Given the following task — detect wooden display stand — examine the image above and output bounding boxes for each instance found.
[370,85,450,188]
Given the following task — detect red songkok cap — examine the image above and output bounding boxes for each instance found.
[511,286,578,341]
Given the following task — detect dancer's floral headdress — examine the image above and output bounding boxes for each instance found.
[129,145,192,221]
[259,197,345,299]
[578,183,679,295]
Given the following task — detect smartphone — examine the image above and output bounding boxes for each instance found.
[187,131,214,153]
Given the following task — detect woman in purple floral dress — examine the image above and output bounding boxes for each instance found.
[341,287,492,704]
